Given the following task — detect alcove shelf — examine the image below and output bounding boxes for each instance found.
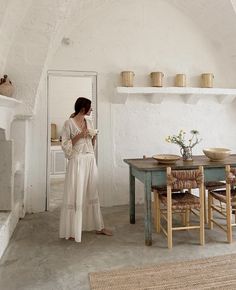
[114,87,236,104]
[0,94,22,140]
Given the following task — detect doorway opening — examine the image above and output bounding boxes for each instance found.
[46,70,97,211]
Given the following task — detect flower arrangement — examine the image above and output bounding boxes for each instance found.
[166,130,201,148]
[166,130,202,161]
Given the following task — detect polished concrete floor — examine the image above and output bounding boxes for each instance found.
[1,181,236,289]
[49,178,64,210]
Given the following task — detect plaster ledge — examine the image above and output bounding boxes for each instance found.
[0,202,20,259]
[14,114,33,120]
[0,94,22,108]
[0,95,22,139]
[115,87,236,104]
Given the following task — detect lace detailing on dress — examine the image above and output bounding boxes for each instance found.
[61,139,73,159]
[61,119,95,158]
[59,120,104,241]
[61,120,73,159]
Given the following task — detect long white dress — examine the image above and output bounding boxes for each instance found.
[59,117,104,242]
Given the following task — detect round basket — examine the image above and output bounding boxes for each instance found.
[150,72,164,87]
[201,73,214,88]
[121,71,135,87]
[175,74,186,87]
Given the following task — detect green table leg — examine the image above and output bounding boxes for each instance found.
[144,172,152,246]
[129,166,135,224]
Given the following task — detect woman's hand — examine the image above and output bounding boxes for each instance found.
[92,135,97,147]
[72,129,88,146]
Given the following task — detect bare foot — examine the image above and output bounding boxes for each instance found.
[96,228,113,236]
[68,237,75,240]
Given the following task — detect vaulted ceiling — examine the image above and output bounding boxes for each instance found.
[167,0,236,67]
[0,0,235,114]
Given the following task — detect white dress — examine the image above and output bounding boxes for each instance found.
[59,117,104,242]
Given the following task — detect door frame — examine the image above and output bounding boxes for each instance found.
[46,70,98,210]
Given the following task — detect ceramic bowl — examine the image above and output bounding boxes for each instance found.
[203,148,231,161]
[152,154,181,164]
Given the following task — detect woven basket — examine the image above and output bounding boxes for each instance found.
[201,73,214,88]
[150,72,164,87]
[121,71,135,87]
[175,74,186,87]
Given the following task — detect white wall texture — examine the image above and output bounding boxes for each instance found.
[1,0,236,212]
[44,0,236,207]
[0,0,33,75]
[2,0,74,114]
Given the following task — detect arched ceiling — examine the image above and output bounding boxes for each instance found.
[167,0,236,64]
[1,0,75,115]
[1,0,236,115]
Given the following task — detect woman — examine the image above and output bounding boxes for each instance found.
[59,97,112,242]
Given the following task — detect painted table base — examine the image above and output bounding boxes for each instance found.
[124,155,236,246]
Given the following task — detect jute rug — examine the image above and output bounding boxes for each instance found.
[89,253,236,290]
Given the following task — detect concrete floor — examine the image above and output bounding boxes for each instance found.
[49,178,64,210]
[1,183,236,289]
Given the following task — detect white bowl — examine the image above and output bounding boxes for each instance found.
[203,148,231,161]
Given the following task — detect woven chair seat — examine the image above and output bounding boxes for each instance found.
[152,181,225,193]
[205,181,225,190]
[159,192,200,210]
[152,186,181,194]
[210,189,236,205]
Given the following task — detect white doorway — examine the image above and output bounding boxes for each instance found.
[46,70,97,211]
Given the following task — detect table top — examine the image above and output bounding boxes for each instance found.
[124,154,236,171]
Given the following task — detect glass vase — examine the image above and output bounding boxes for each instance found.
[180,146,193,161]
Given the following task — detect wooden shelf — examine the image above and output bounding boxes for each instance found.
[114,87,236,104]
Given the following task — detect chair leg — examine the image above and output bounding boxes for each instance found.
[226,184,232,243]
[153,192,157,229]
[200,183,205,246]
[208,193,213,229]
[182,211,186,225]
[226,207,232,243]
[156,194,161,233]
[200,208,205,245]
[232,205,236,223]
[204,187,208,224]
[167,188,172,249]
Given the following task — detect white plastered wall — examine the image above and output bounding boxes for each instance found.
[1,0,235,212]
[26,0,235,210]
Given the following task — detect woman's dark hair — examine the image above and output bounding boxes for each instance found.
[70,97,91,118]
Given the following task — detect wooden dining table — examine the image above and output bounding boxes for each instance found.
[124,154,236,246]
